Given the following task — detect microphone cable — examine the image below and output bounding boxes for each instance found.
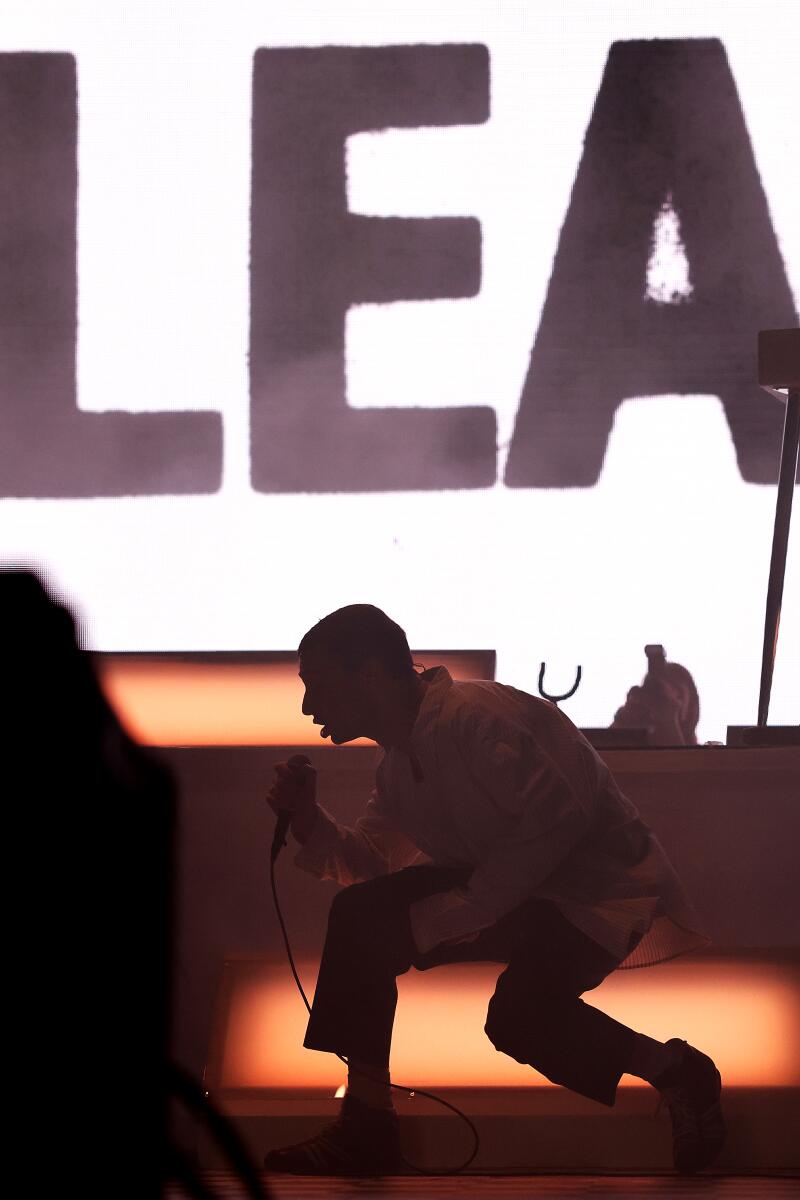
[269,788,481,1174]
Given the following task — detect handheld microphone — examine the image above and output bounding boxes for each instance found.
[271,754,312,862]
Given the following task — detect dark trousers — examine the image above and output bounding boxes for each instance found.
[303,865,639,1107]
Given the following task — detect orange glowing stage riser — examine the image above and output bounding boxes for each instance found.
[208,955,800,1093]
[95,652,488,746]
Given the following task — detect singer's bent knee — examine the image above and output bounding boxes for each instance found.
[328,878,383,924]
[327,876,414,939]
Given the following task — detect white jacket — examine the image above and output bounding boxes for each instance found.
[295,666,709,965]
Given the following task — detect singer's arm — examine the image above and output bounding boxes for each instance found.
[295,787,425,884]
[269,756,424,882]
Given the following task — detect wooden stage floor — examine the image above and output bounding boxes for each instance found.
[166,1172,799,1199]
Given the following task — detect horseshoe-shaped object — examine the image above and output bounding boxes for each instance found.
[538,662,582,706]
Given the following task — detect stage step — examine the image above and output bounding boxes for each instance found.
[199,1087,799,1173]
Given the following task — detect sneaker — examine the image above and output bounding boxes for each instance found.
[264,1094,402,1176]
[654,1039,726,1173]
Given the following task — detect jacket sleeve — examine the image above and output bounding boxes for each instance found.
[409,718,593,954]
[294,784,425,886]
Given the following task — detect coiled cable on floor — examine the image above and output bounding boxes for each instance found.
[269,854,480,1174]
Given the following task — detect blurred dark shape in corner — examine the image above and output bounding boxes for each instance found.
[3,567,174,1198]
[610,644,700,746]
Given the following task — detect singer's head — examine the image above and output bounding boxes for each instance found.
[298,605,423,749]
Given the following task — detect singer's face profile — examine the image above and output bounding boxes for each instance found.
[298,648,374,745]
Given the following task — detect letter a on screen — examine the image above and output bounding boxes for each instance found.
[505,39,799,489]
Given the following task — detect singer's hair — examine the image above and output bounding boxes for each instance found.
[299,605,415,680]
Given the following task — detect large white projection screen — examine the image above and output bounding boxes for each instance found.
[1,1,798,742]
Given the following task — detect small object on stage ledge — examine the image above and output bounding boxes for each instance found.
[726,725,800,748]
[538,660,581,705]
[608,644,700,747]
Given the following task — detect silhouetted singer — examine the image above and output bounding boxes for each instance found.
[264,605,725,1176]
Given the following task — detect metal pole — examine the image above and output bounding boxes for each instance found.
[757,389,800,726]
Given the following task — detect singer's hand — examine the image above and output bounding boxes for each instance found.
[266,757,319,843]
